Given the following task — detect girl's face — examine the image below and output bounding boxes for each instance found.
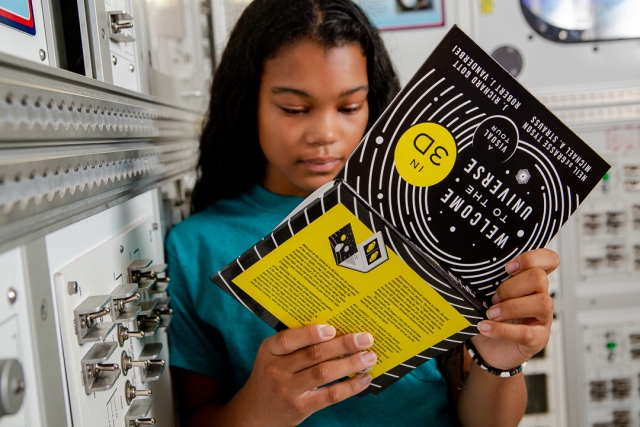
[258,39,369,196]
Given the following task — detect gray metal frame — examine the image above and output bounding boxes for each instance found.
[0,51,202,253]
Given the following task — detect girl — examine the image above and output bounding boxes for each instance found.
[167,0,558,426]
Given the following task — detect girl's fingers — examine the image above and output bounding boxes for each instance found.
[265,324,337,356]
[286,332,374,373]
[486,293,554,324]
[492,267,549,304]
[505,248,560,276]
[477,321,549,351]
[302,373,372,413]
[291,350,377,393]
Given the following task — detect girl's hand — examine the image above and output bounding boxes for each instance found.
[237,324,376,427]
[470,248,559,370]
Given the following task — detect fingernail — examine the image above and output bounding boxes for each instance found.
[360,351,376,365]
[487,307,500,320]
[320,325,335,338]
[506,261,520,275]
[491,293,500,304]
[477,321,491,332]
[355,333,373,348]
[358,373,372,386]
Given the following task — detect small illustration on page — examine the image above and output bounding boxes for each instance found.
[328,224,389,272]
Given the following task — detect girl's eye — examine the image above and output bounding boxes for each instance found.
[280,107,307,115]
[339,105,362,114]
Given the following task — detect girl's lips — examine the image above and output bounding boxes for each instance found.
[299,157,341,173]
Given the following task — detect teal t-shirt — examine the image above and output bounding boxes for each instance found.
[166,184,459,426]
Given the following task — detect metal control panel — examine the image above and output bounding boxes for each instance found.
[0,249,43,426]
[45,190,173,427]
[578,308,640,427]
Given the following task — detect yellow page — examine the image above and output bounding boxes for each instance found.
[233,203,471,379]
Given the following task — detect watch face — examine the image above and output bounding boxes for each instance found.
[328,224,359,265]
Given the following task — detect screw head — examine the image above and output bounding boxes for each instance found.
[67,281,78,295]
[39,49,46,61]
[120,245,124,253]
[112,55,118,66]
[129,64,134,72]
[7,287,17,304]
[101,28,106,39]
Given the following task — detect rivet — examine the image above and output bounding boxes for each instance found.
[120,245,124,253]
[39,49,47,61]
[112,55,118,66]
[7,287,17,304]
[130,64,134,72]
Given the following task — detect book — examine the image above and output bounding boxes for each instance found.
[211,25,610,395]
[337,25,610,295]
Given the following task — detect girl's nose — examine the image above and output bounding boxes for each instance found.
[306,111,339,145]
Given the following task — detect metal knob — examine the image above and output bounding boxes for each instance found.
[0,359,25,417]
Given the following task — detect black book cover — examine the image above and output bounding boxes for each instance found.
[337,25,610,295]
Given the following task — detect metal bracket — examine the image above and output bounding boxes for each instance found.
[137,343,165,382]
[107,11,136,43]
[124,398,154,426]
[80,342,120,394]
[74,295,115,344]
[110,283,141,323]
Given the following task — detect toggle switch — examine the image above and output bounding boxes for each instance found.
[118,324,145,347]
[107,11,135,43]
[154,297,172,328]
[81,342,120,393]
[125,380,152,405]
[585,257,603,269]
[137,343,165,382]
[624,165,640,176]
[607,253,624,268]
[136,315,160,337]
[110,284,141,323]
[147,265,169,294]
[584,222,601,234]
[128,260,157,293]
[121,351,148,376]
[625,180,640,192]
[74,295,115,344]
[124,399,154,426]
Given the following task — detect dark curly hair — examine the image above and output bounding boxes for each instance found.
[191,0,400,212]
